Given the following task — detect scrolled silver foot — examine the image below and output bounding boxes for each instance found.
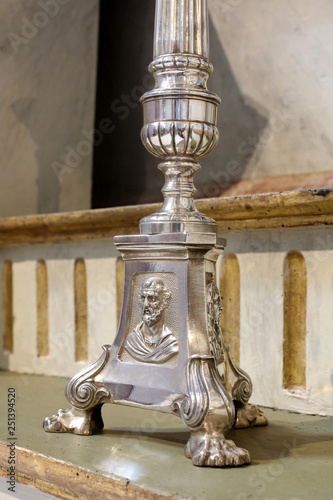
[175,355,251,467]
[205,281,268,431]
[43,346,111,435]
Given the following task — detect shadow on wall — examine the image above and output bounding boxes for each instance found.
[11,97,61,214]
[92,2,269,208]
[197,19,268,199]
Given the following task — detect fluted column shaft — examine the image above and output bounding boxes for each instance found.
[140,0,220,235]
[154,0,209,58]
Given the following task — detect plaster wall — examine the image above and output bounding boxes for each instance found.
[0,0,99,217]
[205,0,333,184]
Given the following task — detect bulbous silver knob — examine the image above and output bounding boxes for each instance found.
[140,0,220,235]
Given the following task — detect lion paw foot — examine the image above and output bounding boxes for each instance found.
[43,407,102,435]
[185,435,251,467]
[234,403,268,429]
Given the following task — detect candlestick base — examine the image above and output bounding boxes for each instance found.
[44,232,267,467]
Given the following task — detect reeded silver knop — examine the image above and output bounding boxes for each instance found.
[140,0,221,235]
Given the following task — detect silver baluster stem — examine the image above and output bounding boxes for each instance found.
[140,0,220,235]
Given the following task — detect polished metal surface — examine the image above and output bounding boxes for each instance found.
[176,355,250,466]
[44,0,267,468]
[122,277,179,364]
[206,282,225,364]
[140,0,220,235]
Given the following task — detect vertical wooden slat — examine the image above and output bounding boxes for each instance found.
[36,260,49,357]
[2,260,13,352]
[283,251,307,390]
[220,254,240,390]
[74,258,88,362]
[116,257,124,326]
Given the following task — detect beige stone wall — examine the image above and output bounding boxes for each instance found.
[208,0,333,180]
[0,0,99,217]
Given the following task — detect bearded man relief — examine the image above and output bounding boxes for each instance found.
[123,277,178,364]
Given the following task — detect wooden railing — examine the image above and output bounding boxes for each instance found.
[0,188,332,246]
[1,189,332,416]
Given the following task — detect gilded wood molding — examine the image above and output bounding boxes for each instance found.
[2,260,13,352]
[220,254,240,393]
[74,258,88,362]
[206,171,333,198]
[283,251,307,390]
[0,188,331,246]
[0,443,170,500]
[36,260,49,358]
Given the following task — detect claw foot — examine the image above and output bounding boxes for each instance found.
[185,434,251,467]
[234,403,268,429]
[43,406,103,435]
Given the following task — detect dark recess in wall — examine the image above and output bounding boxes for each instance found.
[92,0,157,209]
[92,1,267,208]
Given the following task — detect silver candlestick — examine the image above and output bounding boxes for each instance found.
[44,0,267,467]
[140,0,219,235]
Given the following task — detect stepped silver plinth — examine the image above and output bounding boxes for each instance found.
[44,0,267,467]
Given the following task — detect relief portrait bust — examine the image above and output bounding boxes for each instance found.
[124,277,178,364]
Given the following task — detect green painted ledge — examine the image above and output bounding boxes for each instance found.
[0,372,332,500]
